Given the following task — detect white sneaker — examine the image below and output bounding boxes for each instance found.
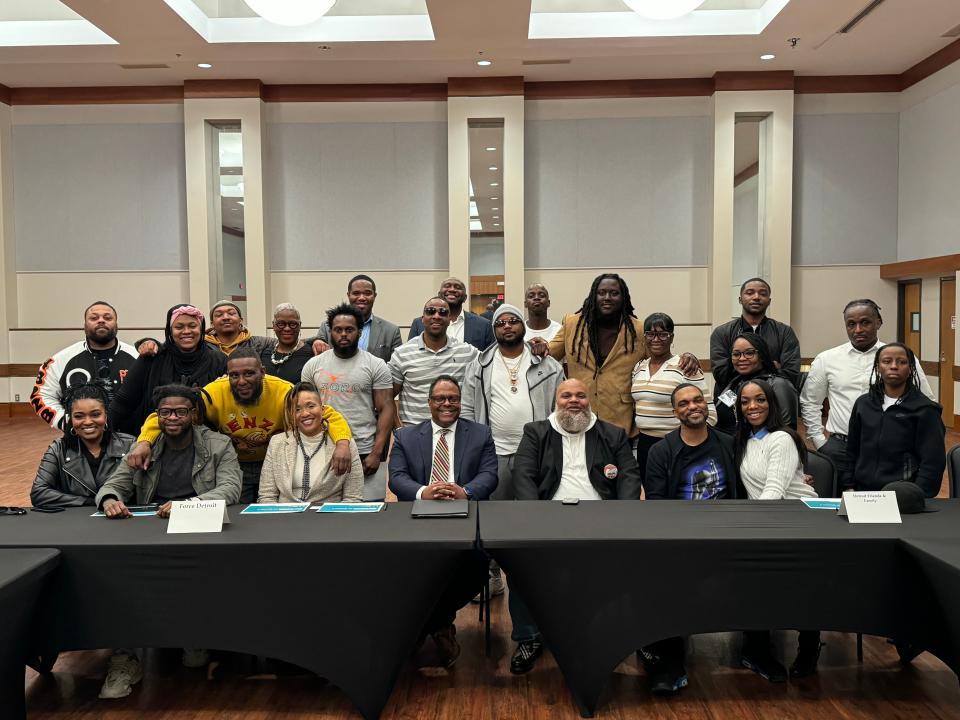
[182,648,210,668]
[99,653,143,699]
[472,566,505,602]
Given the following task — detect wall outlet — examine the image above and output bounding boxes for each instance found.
[14,394,19,401]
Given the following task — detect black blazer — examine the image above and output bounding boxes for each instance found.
[513,419,642,501]
[408,311,495,352]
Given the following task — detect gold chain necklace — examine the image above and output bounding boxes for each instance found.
[498,348,525,394]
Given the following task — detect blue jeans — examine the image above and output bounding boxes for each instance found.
[508,580,540,642]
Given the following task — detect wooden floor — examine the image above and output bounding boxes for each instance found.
[4,416,960,720]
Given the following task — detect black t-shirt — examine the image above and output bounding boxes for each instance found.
[675,434,728,500]
[260,344,314,384]
[153,443,196,504]
[90,347,115,382]
[80,442,103,481]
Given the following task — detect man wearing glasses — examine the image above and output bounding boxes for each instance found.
[388,375,497,667]
[389,297,479,426]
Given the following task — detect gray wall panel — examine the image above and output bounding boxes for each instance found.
[14,123,187,271]
[266,122,448,271]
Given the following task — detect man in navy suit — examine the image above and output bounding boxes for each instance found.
[388,374,497,666]
[407,277,495,352]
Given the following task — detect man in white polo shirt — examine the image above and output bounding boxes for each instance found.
[800,298,934,492]
[390,297,479,426]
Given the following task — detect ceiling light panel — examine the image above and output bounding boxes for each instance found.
[0,0,116,46]
[163,0,434,43]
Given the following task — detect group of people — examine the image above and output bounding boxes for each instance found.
[26,271,949,699]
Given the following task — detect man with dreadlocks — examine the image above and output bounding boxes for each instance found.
[529,273,700,437]
[800,299,934,492]
[847,342,945,497]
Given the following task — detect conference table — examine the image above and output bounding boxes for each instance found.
[479,499,960,717]
[0,504,478,720]
[0,548,61,720]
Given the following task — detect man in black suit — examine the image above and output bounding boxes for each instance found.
[507,378,642,674]
[317,274,403,363]
[388,375,497,667]
[408,277,495,352]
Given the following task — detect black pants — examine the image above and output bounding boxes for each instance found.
[635,432,662,483]
[820,435,853,493]
[422,550,489,635]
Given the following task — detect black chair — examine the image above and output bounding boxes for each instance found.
[948,444,960,500]
[804,449,837,499]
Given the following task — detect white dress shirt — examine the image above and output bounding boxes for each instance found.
[800,339,934,449]
[548,411,602,501]
[415,420,457,499]
[447,312,466,343]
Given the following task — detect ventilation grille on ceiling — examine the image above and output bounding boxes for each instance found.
[942,22,960,38]
[522,59,572,66]
[837,0,887,34]
[119,64,170,70]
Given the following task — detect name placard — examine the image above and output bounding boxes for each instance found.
[167,500,231,534]
[838,491,901,524]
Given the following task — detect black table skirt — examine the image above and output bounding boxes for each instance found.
[0,505,476,720]
[0,548,60,720]
[480,500,960,717]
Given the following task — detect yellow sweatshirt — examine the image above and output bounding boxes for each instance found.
[137,374,351,463]
[204,328,252,356]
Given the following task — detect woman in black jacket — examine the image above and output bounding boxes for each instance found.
[714,334,797,434]
[847,343,945,497]
[110,304,226,435]
[31,382,136,508]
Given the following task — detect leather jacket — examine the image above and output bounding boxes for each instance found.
[31,432,136,508]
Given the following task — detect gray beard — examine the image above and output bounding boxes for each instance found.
[556,408,590,433]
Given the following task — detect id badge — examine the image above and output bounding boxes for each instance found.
[718,388,737,407]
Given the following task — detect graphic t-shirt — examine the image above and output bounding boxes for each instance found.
[675,435,727,500]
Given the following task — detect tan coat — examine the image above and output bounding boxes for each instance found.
[548,313,648,437]
[258,432,364,504]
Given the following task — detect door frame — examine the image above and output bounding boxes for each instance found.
[897,279,922,347]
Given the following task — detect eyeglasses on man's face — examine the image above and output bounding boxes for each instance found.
[493,318,522,328]
[157,407,192,419]
[429,395,461,405]
[423,307,450,317]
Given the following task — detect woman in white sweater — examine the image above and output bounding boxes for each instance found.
[733,378,820,682]
[259,381,364,504]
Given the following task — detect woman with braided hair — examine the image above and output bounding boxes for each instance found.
[847,342,945,497]
[529,273,701,437]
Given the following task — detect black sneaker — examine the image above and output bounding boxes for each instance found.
[649,667,689,695]
[741,649,787,683]
[789,642,822,679]
[894,640,923,665]
[510,639,543,674]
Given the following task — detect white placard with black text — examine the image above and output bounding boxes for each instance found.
[838,491,901,524]
[167,500,231,534]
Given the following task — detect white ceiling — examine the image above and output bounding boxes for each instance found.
[0,0,957,86]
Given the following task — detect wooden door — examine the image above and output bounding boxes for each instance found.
[900,281,922,359]
[941,277,956,428]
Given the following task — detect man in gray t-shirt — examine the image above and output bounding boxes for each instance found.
[302,303,395,500]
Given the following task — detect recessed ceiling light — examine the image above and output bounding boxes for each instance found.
[197,62,213,69]
[490,182,499,187]
[493,223,500,226]
[490,196,499,200]
[476,59,492,67]
[493,216,500,219]
[491,207,499,210]
[486,146,497,152]
[760,53,776,61]
[488,166,498,171]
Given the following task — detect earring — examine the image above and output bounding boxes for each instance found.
[68,426,77,436]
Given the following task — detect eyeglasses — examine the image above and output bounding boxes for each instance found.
[423,307,450,317]
[0,506,27,516]
[493,318,522,328]
[429,395,461,405]
[732,349,758,360]
[157,407,192,419]
[273,320,301,330]
[644,331,672,341]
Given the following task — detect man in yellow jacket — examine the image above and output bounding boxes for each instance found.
[530,274,700,438]
[126,347,352,502]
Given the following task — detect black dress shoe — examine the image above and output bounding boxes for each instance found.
[789,643,822,679]
[510,639,543,674]
[741,649,787,683]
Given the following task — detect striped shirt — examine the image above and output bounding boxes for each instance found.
[631,354,716,437]
[389,334,479,425]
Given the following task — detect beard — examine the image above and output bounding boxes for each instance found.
[86,327,117,346]
[231,381,264,407]
[556,407,591,433]
[334,337,360,357]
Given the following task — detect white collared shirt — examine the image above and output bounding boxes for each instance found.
[447,312,466,343]
[548,411,602,501]
[800,339,934,448]
[415,420,457,499]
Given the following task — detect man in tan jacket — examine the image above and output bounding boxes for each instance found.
[529,273,699,437]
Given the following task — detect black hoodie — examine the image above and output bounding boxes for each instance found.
[847,386,945,497]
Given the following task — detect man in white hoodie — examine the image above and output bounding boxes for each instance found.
[507,379,642,674]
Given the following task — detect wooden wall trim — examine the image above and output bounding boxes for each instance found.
[734,162,759,187]
[183,79,263,100]
[263,83,447,102]
[447,76,524,97]
[920,360,940,377]
[954,365,960,383]
[794,75,901,94]
[901,37,960,90]
[879,254,960,280]
[713,71,795,92]
[10,86,184,105]
[0,403,36,419]
[0,364,40,378]
[524,78,714,99]
[0,83,10,106]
